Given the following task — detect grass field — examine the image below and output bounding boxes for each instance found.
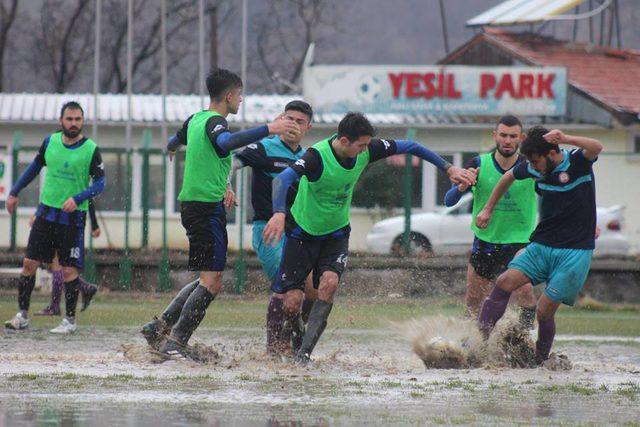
[1,292,639,425]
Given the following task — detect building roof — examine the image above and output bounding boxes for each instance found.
[0,92,596,129]
[466,0,583,27]
[440,28,640,123]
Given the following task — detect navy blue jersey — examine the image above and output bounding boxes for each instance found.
[513,148,597,249]
[235,136,305,221]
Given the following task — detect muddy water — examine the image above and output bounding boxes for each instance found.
[1,325,639,425]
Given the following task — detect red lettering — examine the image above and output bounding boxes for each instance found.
[406,73,422,98]
[495,74,516,99]
[436,73,445,97]
[517,73,534,98]
[422,73,436,98]
[537,73,555,98]
[480,74,496,98]
[446,74,462,99]
[388,73,404,98]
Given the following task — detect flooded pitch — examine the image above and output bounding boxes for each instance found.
[1,321,639,425]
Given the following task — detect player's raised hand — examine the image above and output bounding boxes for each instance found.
[475,208,492,229]
[543,129,567,145]
[268,116,300,140]
[447,166,476,187]
[6,195,18,215]
[223,185,238,208]
[262,212,285,246]
[458,167,478,191]
[62,197,78,213]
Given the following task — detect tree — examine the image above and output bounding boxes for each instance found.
[0,0,18,92]
[252,0,344,93]
[100,0,234,94]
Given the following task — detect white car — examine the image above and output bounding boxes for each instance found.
[366,193,630,257]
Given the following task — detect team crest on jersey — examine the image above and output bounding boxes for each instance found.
[558,172,570,184]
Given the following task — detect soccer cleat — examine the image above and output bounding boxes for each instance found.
[34,306,61,316]
[5,312,29,330]
[81,284,98,312]
[158,337,190,360]
[141,317,170,350]
[50,317,77,334]
[294,351,312,366]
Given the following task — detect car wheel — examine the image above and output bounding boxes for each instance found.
[391,233,433,257]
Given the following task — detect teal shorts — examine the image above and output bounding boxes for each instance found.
[252,220,285,282]
[508,242,593,306]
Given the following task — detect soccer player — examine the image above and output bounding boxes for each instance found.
[263,112,477,364]
[4,101,106,334]
[444,115,537,327]
[230,100,317,355]
[35,199,100,316]
[140,68,300,358]
[476,126,602,365]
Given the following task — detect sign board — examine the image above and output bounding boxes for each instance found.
[303,65,567,116]
[0,152,9,202]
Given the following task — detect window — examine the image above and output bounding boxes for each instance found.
[146,154,166,210]
[16,150,40,208]
[100,151,131,211]
[352,159,423,209]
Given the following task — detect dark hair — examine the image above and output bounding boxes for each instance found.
[496,115,522,131]
[520,126,560,157]
[60,101,84,118]
[337,112,375,142]
[206,68,243,101]
[284,100,313,121]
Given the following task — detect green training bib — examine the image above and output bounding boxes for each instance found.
[291,136,370,235]
[40,132,96,212]
[471,152,537,243]
[178,110,231,203]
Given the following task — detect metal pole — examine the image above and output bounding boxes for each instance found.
[438,0,449,55]
[93,0,101,141]
[402,128,416,255]
[198,0,205,107]
[9,131,22,252]
[235,0,248,293]
[119,0,133,289]
[141,129,151,248]
[572,4,579,41]
[159,0,170,291]
[86,0,101,282]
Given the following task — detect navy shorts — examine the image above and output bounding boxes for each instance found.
[271,235,349,294]
[26,216,85,268]
[181,201,228,272]
[469,238,527,281]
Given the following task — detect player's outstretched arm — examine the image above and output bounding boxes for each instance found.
[475,170,516,229]
[395,140,476,186]
[263,167,299,245]
[543,130,603,161]
[216,116,300,155]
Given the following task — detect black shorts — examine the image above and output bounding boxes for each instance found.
[181,201,228,271]
[271,235,349,294]
[26,216,85,268]
[469,239,527,281]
